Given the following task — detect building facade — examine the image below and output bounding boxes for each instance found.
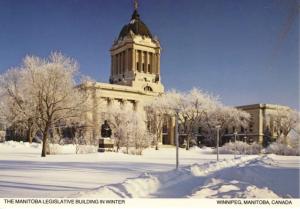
[236,103,290,145]
[83,2,174,144]
[83,3,291,147]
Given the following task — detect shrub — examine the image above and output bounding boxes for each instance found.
[218,141,262,155]
[263,142,299,156]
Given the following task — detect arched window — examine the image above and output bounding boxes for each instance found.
[144,86,153,92]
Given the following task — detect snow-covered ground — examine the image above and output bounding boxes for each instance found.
[0,141,299,198]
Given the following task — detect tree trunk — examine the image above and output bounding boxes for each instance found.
[283,134,288,145]
[126,139,129,154]
[155,136,159,150]
[41,135,47,157]
[186,136,190,150]
[27,126,33,144]
[116,142,120,152]
[41,124,50,157]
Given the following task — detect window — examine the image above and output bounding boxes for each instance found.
[249,123,253,132]
[241,126,245,133]
[225,128,229,134]
[144,86,153,92]
[198,127,202,134]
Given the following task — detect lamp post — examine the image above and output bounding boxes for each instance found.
[243,136,247,156]
[233,131,238,159]
[216,125,221,161]
[175,109,179,170]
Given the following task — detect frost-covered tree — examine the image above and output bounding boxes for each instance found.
[145,88,250,149]
[0,68,37,143]
[107,102,131,152]
[0,52,89,157]
[268,108,300,145]
[106,102,150,154]
[175,89,220,150]
[201,106,250,145]
[152,88,220,150]
[127,110,151,155]
[145,95,168,150]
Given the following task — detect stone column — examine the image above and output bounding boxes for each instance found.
[113,55,115,75]
[116,54,119,75]
[120,99,126,110]
[157,53,160,74]
[132,49,135,72]
[145,51,148,73]
[98,97,107,123]
[129,100,134,111]
[155,53,160,74]
[112,55,115,75]
[111,55,113,76]
[118,53,121,75]
[114,55,117,75]
[258,108,264,144]
[123,51,125,74]
[139,51,142,72]
[92,88,99,141]
[125,49,128,73]
[152,53,156,74]
[134,101,139,111]
[121,52,124,74]
[150,53,154,74]
[149,53,152,74]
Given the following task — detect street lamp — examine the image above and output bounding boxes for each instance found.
[215,125,221,161]
[233,131,238,159]
[174,109,179,170]
[243,135,248,156]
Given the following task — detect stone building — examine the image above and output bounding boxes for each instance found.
[82,2,292,147]
[236,103,291,145]
[82,1,172,144]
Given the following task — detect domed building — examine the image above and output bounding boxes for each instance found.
[109,3,164,93]
[83,1,175,145]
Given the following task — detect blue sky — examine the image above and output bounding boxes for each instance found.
[0,0,298,109]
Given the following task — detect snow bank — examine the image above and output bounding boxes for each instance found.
[0,141,97,154]
[189,178,279,198]
[190,155,258,176]
[74,155,259,198]
[49,144,98,154]
[72,173,160,198]
[217,141,262,155]
[1,141,298,198]
[0,140,41,150]
[263,142,300,156]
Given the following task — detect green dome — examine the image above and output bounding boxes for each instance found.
[118,9,153,40]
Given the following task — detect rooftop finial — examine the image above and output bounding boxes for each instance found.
[134,0,138,10]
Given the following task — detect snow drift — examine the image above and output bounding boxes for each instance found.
[73,156,260,198]
[0,141,98,154]
[190,155,258,176]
